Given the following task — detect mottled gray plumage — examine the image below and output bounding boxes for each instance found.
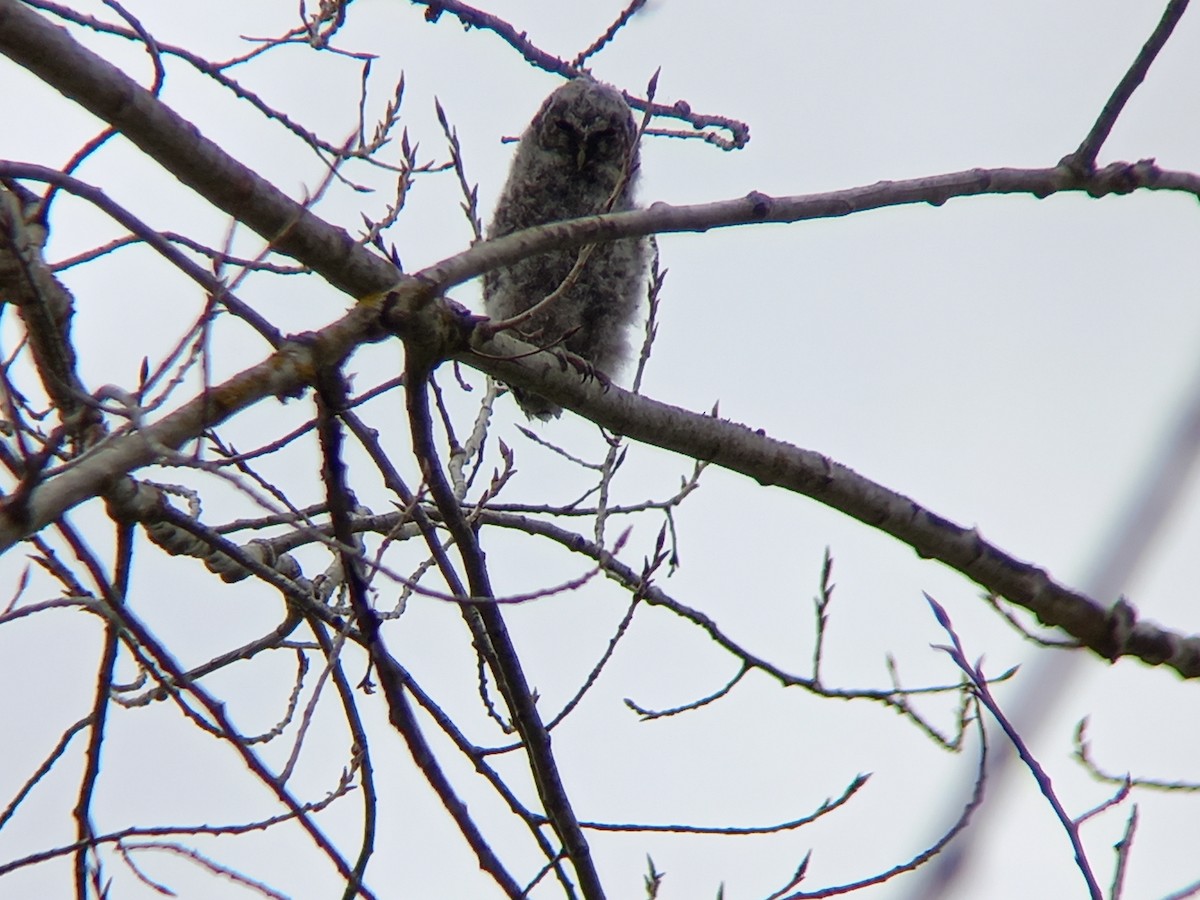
[484,78,647,419]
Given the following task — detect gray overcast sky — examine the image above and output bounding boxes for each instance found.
[2,1,1199,898]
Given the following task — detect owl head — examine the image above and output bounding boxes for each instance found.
[533,79,638,172]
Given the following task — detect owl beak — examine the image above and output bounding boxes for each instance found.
[576,147,588,170]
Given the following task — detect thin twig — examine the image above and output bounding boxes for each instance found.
[1066,0,1191,171]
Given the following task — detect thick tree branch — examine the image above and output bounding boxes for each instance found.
[0,179,99,437]
[312,370,523,899]
[0,0,399,298]
[404,354,605,899]
[465,341,1200,679]
[0,298,393,546]
[8,0,1192,317]
[419,161,1199,295]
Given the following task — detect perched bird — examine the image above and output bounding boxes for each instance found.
[483,78,647,419]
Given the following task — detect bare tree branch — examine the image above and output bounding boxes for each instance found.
[1064,0,1191,172]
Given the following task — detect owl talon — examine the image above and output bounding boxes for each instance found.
[553,348,611,390]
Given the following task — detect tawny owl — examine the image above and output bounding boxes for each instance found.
[484,78,647,420]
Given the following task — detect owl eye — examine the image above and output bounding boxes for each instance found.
[543,119,580,153]
[586,128,618,158]
[554,121,579,144]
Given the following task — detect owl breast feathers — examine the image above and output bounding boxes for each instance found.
[483,78,647,420]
